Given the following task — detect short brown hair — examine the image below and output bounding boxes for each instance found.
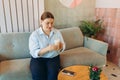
[41,11,54,20]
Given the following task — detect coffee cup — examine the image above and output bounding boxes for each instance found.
[54,39,61,50]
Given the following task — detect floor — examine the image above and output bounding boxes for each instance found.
[103,61,120,80]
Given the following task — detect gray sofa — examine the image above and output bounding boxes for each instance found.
[0,27,108,80]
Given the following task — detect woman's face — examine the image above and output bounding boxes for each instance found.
[41,18,54,32]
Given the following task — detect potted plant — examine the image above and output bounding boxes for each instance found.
[79,19,104,38]
[89,65,102,80]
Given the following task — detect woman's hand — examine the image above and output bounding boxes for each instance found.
[48,44,58,51]
[48,42,63,51]
[38,42,63,56]
[38,44,58,56]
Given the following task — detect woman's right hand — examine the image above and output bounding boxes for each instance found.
[38,44,58,56]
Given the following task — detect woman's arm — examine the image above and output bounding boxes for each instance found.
[38,44,58,56]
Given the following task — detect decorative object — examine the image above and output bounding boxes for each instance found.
[89,65,102,80]
[59,0,82,8]
[79,19,104,38]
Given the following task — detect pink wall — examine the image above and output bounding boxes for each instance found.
[95,8,120,66]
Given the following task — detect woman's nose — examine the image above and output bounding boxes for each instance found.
[49,24,52,27]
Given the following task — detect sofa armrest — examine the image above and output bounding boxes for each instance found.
[84,37,108,56]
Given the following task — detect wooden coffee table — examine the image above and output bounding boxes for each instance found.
[58,65,108,80]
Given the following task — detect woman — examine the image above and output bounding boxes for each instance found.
[29,11,65,80]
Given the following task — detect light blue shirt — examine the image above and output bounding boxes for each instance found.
[29,27,65,58]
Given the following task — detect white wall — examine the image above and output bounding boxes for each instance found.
[96,0,120,8]
[0,0,44,33]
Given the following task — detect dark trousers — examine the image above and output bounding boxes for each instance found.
[30,55,60,80]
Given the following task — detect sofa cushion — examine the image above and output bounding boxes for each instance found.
[0,33,31,61]
[60,27,83,50]
[60,47,106,68]
[0,58,32,80]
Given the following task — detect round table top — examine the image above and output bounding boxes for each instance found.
[58,65,108,80]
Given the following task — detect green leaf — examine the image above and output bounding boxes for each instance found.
[79,19,104,37]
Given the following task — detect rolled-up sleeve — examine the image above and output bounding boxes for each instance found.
[29,33,41,58]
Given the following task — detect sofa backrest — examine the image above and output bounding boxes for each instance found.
[0,27,83,61]
[0,32,31,61]
[60,27,83,50]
